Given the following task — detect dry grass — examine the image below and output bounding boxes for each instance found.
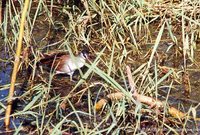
[0,0,200,134]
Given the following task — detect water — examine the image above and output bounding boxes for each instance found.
[0,56,23,130]
[0,64,11,99]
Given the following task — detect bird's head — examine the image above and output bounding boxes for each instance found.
[80,50,90,60]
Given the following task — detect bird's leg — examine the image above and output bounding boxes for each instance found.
[69,73,78,82]
[70,74,73,82]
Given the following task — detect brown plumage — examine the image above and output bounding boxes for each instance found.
[39,50,89,81]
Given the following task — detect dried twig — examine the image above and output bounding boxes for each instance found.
[126,65,187,119]
[95,65,187,120]
[126,65,163,108]
[4,0,30,130]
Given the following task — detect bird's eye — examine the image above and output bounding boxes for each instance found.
[83,53,88,58]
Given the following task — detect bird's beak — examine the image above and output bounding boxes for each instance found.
[86,54,92,62]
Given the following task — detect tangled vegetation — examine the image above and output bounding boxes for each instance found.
[0,0,200,134]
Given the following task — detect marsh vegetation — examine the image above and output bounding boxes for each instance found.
[0,0,200,134]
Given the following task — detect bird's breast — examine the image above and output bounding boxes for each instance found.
[61,58,85,73]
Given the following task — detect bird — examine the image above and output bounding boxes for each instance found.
[39,50,89,81]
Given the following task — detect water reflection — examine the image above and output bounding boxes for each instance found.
[0,63,11,100]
